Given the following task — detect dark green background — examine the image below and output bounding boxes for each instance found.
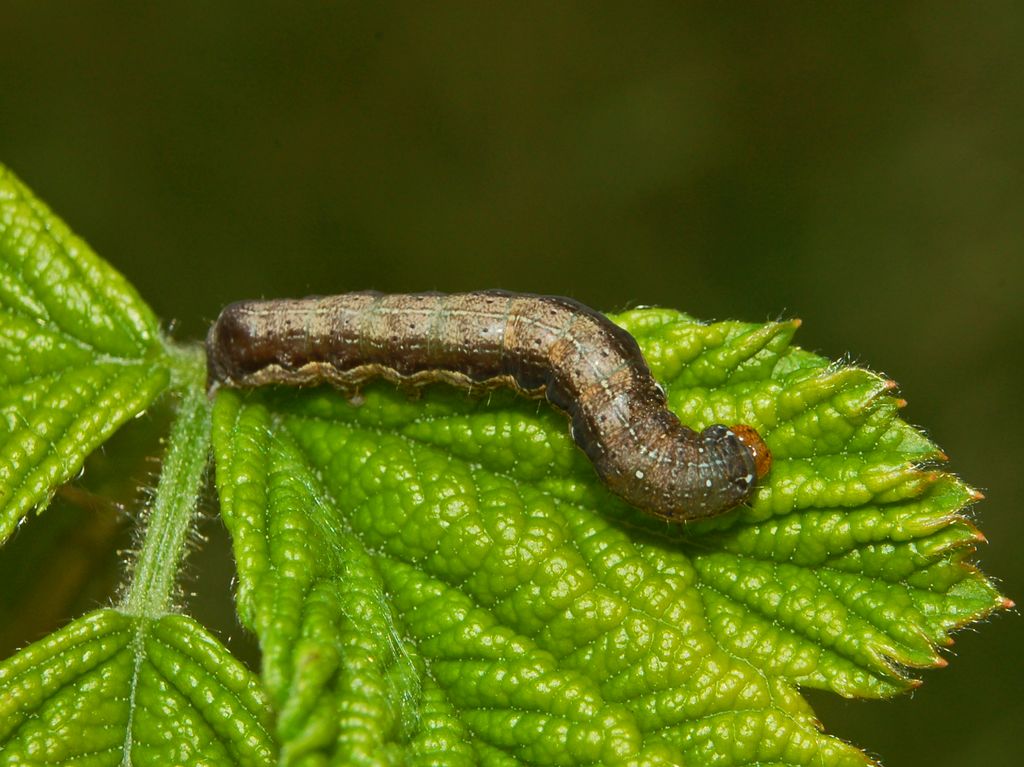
[1,4,1020,765]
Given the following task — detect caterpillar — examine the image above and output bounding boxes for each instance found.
[206,291,771,522]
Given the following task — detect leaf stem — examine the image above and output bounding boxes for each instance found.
[123,349,210,618]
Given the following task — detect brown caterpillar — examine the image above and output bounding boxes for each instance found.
[206,291,771,522]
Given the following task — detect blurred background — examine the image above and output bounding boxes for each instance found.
[0,3,1020,764]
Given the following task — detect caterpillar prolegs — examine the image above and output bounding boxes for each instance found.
[206,291,771,522]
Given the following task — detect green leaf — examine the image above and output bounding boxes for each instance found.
[211,308,1008,765]
[0,164,170,543]
[0,352,274,765]
[0,608,275,766]
[5,160,1001,765]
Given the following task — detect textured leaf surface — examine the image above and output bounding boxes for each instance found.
[0,608,275,766]
[0,164,169,542]
[211,307,1007,766]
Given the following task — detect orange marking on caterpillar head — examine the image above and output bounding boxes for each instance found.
[730,424,772,479]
